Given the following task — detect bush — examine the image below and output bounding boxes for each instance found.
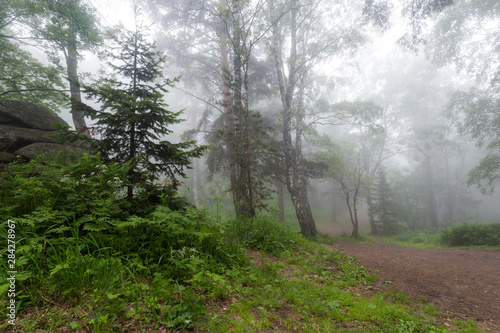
[96,206,248,279]
[227,213,304,254]
[0,153,248,291]
[0,152,130,222]
[440,222,500,247]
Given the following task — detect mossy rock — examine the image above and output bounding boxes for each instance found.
[15,143,86,160]
[0,152,16,163]
[0,97,67,131]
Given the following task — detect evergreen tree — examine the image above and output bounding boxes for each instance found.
[80,24,206,201]
[372,167,399,234]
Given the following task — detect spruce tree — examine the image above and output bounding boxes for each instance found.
[372,167,399,234]
[80,25,206,201]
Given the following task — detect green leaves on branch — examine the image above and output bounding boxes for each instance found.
[447,89,500,194]
[78,25,207,198]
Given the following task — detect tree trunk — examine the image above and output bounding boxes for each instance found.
[277,181,285,222]
[331,190,338,224]
[366,191,378,235]
[220,33,240,216]
[66,29,90,137]
[352,184,361,238]
[444,149,454,227]
[192,157,201,207]
[344,190,358,238]
[269,0,317,236]
[290,183,317,237]
[423,151,439,229]
[229,0,255,218]
[127,33,139,201]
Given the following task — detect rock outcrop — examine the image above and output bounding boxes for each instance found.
[0,98,67,131]
[0,97,86,162]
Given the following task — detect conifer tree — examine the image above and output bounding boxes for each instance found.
[80,23,206,201]
[372,167,399,234]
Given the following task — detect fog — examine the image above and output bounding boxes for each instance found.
[3,0,500,235]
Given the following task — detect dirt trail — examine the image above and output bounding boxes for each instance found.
[330,241,500,331]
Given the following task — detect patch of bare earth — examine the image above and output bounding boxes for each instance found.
[330,241,500,332]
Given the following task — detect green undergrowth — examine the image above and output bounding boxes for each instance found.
[376,231,444,249]
[373,224,500,250]
[0,154,484,332]
[316,231,375,245]
[440,222,500,247]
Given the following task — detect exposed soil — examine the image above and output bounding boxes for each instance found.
[330,241,500,331]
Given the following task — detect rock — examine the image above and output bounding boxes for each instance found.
[14,143,85,160]
[0,98,88,162]
[0,152,16,163]
[0,97,68,131]
[0,125,60,152]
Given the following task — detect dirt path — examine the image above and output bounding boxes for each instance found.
[331,241,500,331]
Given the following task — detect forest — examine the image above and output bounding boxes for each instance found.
[0,0,499,332]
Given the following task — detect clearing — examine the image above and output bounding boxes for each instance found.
[331,241,500,331]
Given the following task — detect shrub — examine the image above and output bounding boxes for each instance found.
[0,153,248,290]
[440,222,500,247]
[97,206,248,279]
[227,213,304,254]
[0,152,130,222]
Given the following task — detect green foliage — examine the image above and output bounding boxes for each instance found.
[227,213,304,254]
[0,152,468,332]
[25,0,102,52]
[447,89,500,195]
[79,25,206,199]
[388,231,443,249]
[0,1,68,110]
[371,166,401,235]
[0,38,67,110]
[0,152,243,331]
[103,206,248,280]
[0,152,129,221]
[440,222,500,247]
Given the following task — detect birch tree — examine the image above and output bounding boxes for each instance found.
[268,0,373,236]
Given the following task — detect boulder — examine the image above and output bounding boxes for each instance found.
[0,152,16,163]
[0,98,89,163]
[15,143,86,160]
[0,125,60,152]
[0,97,68,131]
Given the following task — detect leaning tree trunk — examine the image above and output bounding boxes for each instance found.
[65,29,90,137]
[293,70,316,237]
[291,179,317,237]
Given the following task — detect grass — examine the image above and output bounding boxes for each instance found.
[374,231,444,249]
[314,226,500,251]
[1,237,483,332]
[202,242,474,333]
[0,154,489,332]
